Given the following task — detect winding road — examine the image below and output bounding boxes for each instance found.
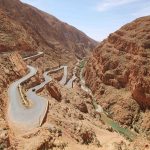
[65,75,77,88]
[7,65,49,129]
[23,52,44,61]
[7,51,137,140]
[65,60,79,88]
[59,65,68,85]
[8,52,48,130]
[7,63,69,129]
[7,50,78,130]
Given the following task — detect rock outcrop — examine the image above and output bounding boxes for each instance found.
[83,16,150,136]
[76,102,88,113]
[47,83,62,101]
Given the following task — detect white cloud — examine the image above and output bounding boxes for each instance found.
[132,6,150,17]
[96,0,138,12]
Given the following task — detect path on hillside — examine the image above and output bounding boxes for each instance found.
[23,52,44,60]
[7,64,69,130]
[8,65,42,129]
[65,60,79,88]
[7,50,79,130]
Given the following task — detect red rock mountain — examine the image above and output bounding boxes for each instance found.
[0,0,97,59]
[0,1,150,148]
[83,16,150,135]
[0,9,36,52]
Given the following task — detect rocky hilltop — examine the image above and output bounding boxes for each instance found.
[83,16,150,137]
[0,0,97,68]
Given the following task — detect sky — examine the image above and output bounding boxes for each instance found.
[21,0,150,41]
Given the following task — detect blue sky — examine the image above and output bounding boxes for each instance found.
[21,0,150,41]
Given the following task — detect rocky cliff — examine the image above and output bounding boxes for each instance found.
[83,16,150,137]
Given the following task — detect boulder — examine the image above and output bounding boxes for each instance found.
[47,83,62,101]
[76,102,88,113]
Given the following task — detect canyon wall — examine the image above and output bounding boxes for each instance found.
[83,16,150,137]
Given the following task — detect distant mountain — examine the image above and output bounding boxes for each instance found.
[0,0,97,60]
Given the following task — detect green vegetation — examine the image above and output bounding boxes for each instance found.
[93,101,137,141]
[101,113,137,141]
[79,60,86,69]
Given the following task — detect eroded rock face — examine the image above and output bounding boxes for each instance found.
[84,16,150,135]
[76,102,88,113]
[47,83,62,101]
[0,52,27,95]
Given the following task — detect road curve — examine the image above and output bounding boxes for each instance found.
[59,65,68,85]
[23,52,44,61]
[65,75,77,88]
[7,66,41,129]
[47,65,68,85]
[7,65,68,130]
[7,65,49,130]
[65,60,79,88]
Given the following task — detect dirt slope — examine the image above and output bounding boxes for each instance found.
[0,9,37,52]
